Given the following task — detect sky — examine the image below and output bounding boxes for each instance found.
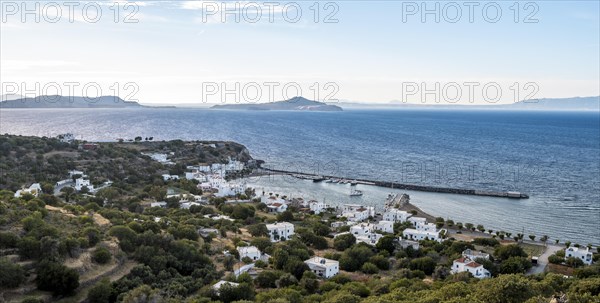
[1,0,599,105]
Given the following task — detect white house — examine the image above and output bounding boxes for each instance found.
[75,178,93,191]
[350,223,383,246]
[374,220,394,234]
[451,257,490,279]
[408,216,427,226]
[58,133,75,143]
[462,249,490,260]
[14,183,42,198]
[68,170,85,178]
[402,217,445,242]
[162,174,180,181]
[309,201,328,214]
[399,239,420,250]
[212,280,239,295]
[180,201,202,209]
[341,204,375,222]
[267,203,288,213]
[566,246,594,265]
[266,222,295,242]
[383,209,411,223]
[237,246,261,261]
[150,201,167,208]
[304,257,339,278]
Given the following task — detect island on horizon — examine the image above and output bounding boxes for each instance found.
[210,96,343,112]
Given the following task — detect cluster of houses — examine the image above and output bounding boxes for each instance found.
[184,159,247,198]
[330,203,445,247]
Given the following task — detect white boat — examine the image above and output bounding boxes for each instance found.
[350,189,363,196]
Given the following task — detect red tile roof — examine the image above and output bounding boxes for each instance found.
[455,257,468,263]
[466,261,481,268]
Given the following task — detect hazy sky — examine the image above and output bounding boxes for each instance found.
[1,0,599,104]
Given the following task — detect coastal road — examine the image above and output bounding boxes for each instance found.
[527,243,563,275]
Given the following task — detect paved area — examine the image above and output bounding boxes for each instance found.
[527,243,563,275]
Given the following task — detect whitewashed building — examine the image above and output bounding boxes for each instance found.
[566,246,594,265]
[266,222,295,242]
[341,204,375,222]
[267,203,288,213]
[304,257,339,278]
[237,246,261,261]
[162,174,180,181]
[374,220,394,234]
[462,249,490,260]
[14,183,42,198]
[408,216,427,226]
[402,221,444,242]
[75,178,93,191]
[150,201,167,208]
[309,201,328,214]
[350,223,383,246]
[383,209,411,223]
[451,257,490,278]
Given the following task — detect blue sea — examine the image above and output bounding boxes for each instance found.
[1,108,598,245]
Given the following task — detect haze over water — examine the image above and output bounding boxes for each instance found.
[1,108,598,245]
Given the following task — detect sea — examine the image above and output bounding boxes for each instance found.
[1,108,598,245]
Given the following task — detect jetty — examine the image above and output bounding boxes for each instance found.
[260,168,530,199]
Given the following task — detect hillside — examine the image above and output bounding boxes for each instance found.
[0,95,145,108]
[211,96,343,111]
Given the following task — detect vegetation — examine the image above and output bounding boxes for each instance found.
[0,135,598,303]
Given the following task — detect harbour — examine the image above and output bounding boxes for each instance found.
[259,167,530,199]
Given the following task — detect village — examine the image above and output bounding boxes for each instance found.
[2,134,598,303]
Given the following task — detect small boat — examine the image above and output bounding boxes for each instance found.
[325,179,333,183]
[350,180,358,186]
[313,176,326,182]
[350,189,363,196]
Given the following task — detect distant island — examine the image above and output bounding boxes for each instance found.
[211,96,343,111]
[0,95,147,108]
[337,96,600,111]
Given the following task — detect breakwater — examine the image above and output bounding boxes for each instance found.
[259,168,529,199]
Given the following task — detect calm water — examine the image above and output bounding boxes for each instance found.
[1,108,598,245]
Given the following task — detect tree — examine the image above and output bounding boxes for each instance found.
[92,247,112,264]
[248,224,269,237]
[529,235,536,241]
[334,233,356,251]
[376,235,395,254]
[477,225,485,232]
[87,278,112,303]
[409,257,437,275]
[339,245,374,272]
[0,259,26,288]
[36,261,80,295]
[495,244,527,261]
[473,274,534,303]
[566,257,585,268]
[540,235,548,243]
[255,270,281,288]
[499,256,532,274]
[361,262,379,274]
[465,223,474,231]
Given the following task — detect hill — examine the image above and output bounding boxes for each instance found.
[211,96,343,111]
[0,95,146,108]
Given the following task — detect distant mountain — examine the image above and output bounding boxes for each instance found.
[0,94,24,102]
[333,96,600,111]
[507,96,599,111]
[0,95,146,108]
[211,97,343,111]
